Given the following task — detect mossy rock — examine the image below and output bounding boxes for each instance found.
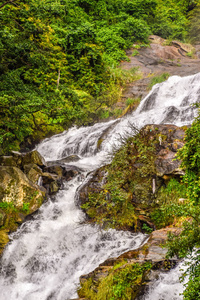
[24,163,43,184]
[0,229,9,256]
[0,166,45,208]
[0,209,6,227]
[22,150,46,167]
[0,156,18,167]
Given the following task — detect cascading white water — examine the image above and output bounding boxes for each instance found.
[142,261,188,300]
[0,72,200,300]
[38,72,200,161]
[0,176,146,299]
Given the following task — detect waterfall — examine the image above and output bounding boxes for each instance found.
[141,261,188,300]
[0,72,200,300]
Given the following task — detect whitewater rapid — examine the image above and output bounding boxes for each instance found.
[0,72,200,299]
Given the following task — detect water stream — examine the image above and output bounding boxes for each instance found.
[0,72,200,299]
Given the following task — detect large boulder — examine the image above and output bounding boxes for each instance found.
[0,166,45,211]
[22,150,46,167]
[0,166,46,256]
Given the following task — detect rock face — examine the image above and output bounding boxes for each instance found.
[144,124,185,177]
[120,35,200,104]
[0,149,80,255]
[77,228,180,300]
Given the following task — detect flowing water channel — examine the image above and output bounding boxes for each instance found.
[0,72,200,300]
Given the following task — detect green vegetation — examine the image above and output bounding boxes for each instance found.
[1,0,200,296]
[126,97,141,107]
[82,125,187,230]
[151,178,187,228]
[0,201,17,213]
[80,113,200,299]
[142,223,153,233]
[0,200,31,232]
[80,118,200,298]
[22,202,30,213]
[132,50,139,56]
[189,3,200,44]
[165,113,200,299]
[82,126,158,229]
[0,0,199,154]
[148,72,170,90]
[78,261,152,299]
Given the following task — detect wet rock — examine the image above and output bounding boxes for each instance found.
[41,172,61,194]
[140,88,159,112]
[0,148,82,254]
[49,181,59,194]
[63,167,80,181]
[121,228,180,262]
[42,172,58,183]
[22,150,46,167]
[161,106,180,124]
[44,165,81,181]
[43,165,63,179]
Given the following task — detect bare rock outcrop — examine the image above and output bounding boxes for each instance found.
[120,35,200,104]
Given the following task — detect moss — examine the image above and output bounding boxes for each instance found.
[97,138,103,149]
[78,262,152,300]
[0,229,9,256]
[151,178,187,228]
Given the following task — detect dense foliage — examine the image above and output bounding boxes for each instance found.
[81,125,157,229]
[166,112,200,299]
[0,0,198,153]
[78,260,152,299]
[81,124,188,231]
[189,3,200,43]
